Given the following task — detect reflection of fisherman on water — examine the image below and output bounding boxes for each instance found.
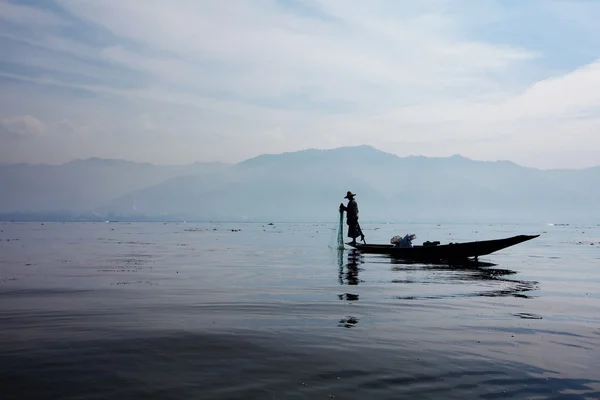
[338,249,363,300]
[337,249,363,328]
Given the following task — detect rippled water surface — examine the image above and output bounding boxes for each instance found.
[1,221,599,399]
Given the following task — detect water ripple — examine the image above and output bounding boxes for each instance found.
[1,222,599,399]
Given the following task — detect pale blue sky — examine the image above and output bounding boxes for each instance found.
[1,0,599,168]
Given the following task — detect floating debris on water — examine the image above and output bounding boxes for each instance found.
[338,316,359,328]
[111,280,158,286]
[513,312,542,320]
[338,293,359,301]
[116,241,155,245]
[574,240,598,245]
[98,269,139,273]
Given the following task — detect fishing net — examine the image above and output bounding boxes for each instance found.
[328,209,346,250]
[337,209,344,249]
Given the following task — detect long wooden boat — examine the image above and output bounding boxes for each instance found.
[348,234,539,262]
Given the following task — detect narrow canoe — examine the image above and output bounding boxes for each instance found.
[348,234,539,262]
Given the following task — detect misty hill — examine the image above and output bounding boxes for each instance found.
[102,145,599,223]
[0,158,229,214]
[1,145,599,223]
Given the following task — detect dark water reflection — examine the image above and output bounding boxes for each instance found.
[337,250,363,327]
[337,249,364,286]
[338,249,540,301]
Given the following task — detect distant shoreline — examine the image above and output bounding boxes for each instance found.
[1,214,597,225]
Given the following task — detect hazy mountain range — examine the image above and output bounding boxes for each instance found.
[1,145,599,223]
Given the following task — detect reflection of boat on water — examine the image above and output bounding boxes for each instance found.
[348,234,539,264]
[383,257,539,299]
[337,249,539,300]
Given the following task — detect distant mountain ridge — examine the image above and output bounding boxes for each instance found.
[1,145,599,223]
[5,146,598,170]
[0,158,230,215]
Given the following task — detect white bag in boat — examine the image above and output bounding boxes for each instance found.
[390,235,403,244]
[392,233,416,248]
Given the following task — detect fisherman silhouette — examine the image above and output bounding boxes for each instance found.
[339,191,365,246]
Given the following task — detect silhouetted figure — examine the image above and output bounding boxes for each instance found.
[339,191,364,246]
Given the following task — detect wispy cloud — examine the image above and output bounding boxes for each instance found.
[0,1,65,26]
[0,115,46,139]
[0,0,599,168]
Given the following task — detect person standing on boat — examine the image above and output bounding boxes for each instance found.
[339,191,365,246]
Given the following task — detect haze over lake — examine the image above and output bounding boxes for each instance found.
[2,146,599,224]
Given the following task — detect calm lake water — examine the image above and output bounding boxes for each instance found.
[1,221,599,399]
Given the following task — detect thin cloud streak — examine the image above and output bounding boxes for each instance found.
[0,1,599,168]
